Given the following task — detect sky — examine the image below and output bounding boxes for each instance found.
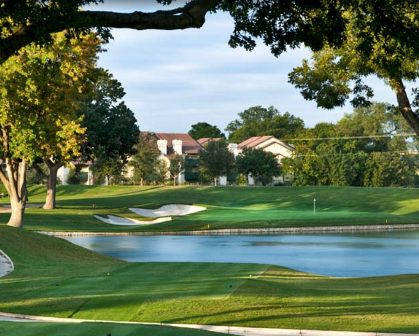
[86,1,402,135]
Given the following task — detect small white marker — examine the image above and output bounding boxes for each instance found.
[314,198,316,214]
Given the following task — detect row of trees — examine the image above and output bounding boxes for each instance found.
[190,103,419,188]
[283,103,418,187]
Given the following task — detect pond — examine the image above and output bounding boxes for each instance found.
[65,231,419,277]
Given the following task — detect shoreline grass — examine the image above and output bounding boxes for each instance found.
[2,226,419,333]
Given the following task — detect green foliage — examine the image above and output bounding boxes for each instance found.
[235,173,247,186]
[78,68,139,184]
[198,139,235,185]
[364,153,415,187]
[236,147,281,186]
[286,103,417,187]
[0,31,95,167]
[288,8,419,133]
[151,159,169,185]
[188,122,224,140]
[226,106,304,143]
[129,133,160,185]
[67,165,84,185]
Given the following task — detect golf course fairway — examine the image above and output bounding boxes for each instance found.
[1,226,419,333]
[2,185,419,232]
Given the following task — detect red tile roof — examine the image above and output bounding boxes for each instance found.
[238,136,293,150]
[142,132,203,155]
[197,137,223,146]
[238,136,274,149]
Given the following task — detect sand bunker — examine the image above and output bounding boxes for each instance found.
[94,215,172,226]
[129,204,206,218]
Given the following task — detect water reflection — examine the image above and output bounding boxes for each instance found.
[65,231,419,277]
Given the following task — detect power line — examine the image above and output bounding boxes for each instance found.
[295,150,419,157]
[284,133,417,142]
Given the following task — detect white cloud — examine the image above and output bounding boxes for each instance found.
[92,3,407,134]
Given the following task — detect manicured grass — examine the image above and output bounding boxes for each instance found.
[1,185,419,232]
[0,322,220,336]
[2,226,419,333]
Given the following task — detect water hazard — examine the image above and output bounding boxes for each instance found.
[65,231,419,277]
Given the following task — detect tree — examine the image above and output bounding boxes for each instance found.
[236,147,281,186]
[152,159,169,185]
[129,133,160,186]
[198,139,235,186]
[28,32,100,210]
[284,103,416,187]
[364,152,414,187]
[288,8,419,137]
[226,106,304,143]
[78,69,139,185]
[188,122,224,140]
[0,32,98,227]
[169,154,184,186]
[4,1,412,69]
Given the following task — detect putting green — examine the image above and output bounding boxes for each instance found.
[1,185,419,232]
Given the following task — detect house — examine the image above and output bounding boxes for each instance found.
[57,160,93,185]
[237,136,294,185]
[197,137,223,146]
[145,132,203,184]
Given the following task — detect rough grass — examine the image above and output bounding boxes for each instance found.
[1,185,419,232]
[2,227,419,333]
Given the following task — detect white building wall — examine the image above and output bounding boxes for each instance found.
[157,140,168,155]
[57,166,70,185]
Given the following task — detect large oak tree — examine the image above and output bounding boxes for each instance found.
[0,32,98,227]
[289,7,419,136]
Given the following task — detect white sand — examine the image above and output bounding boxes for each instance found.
[129,204,206,218]
[0,249,14,278]
[94,215,172,226]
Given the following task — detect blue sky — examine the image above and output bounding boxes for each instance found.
[87,1,401,134]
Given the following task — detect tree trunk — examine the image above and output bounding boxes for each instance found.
[173,176,176,186]
[140,177,143,186]
[43,162,62,210]
[0,159,28,229]
[214,177,217,186]
[393,78,419,136]
[7,198,26,228]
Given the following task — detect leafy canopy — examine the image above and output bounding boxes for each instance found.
[198,139,235,184]
[236,147,281,186]
[188,122,225,140]
[226,106,304,143]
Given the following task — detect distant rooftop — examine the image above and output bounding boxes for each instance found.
[197,137,223,146]
[143,132,203,155]
[238,136,293,151]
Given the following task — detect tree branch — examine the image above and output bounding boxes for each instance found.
[33,162,48,181]
[0,0,221,64]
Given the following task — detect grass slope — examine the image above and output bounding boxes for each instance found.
[0,322,219,336]
[1,185,419,232]
[1,227,419,333]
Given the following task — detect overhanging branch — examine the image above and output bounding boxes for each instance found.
[0,0,221,64]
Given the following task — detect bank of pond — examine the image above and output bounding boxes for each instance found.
[66,230,419,277]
